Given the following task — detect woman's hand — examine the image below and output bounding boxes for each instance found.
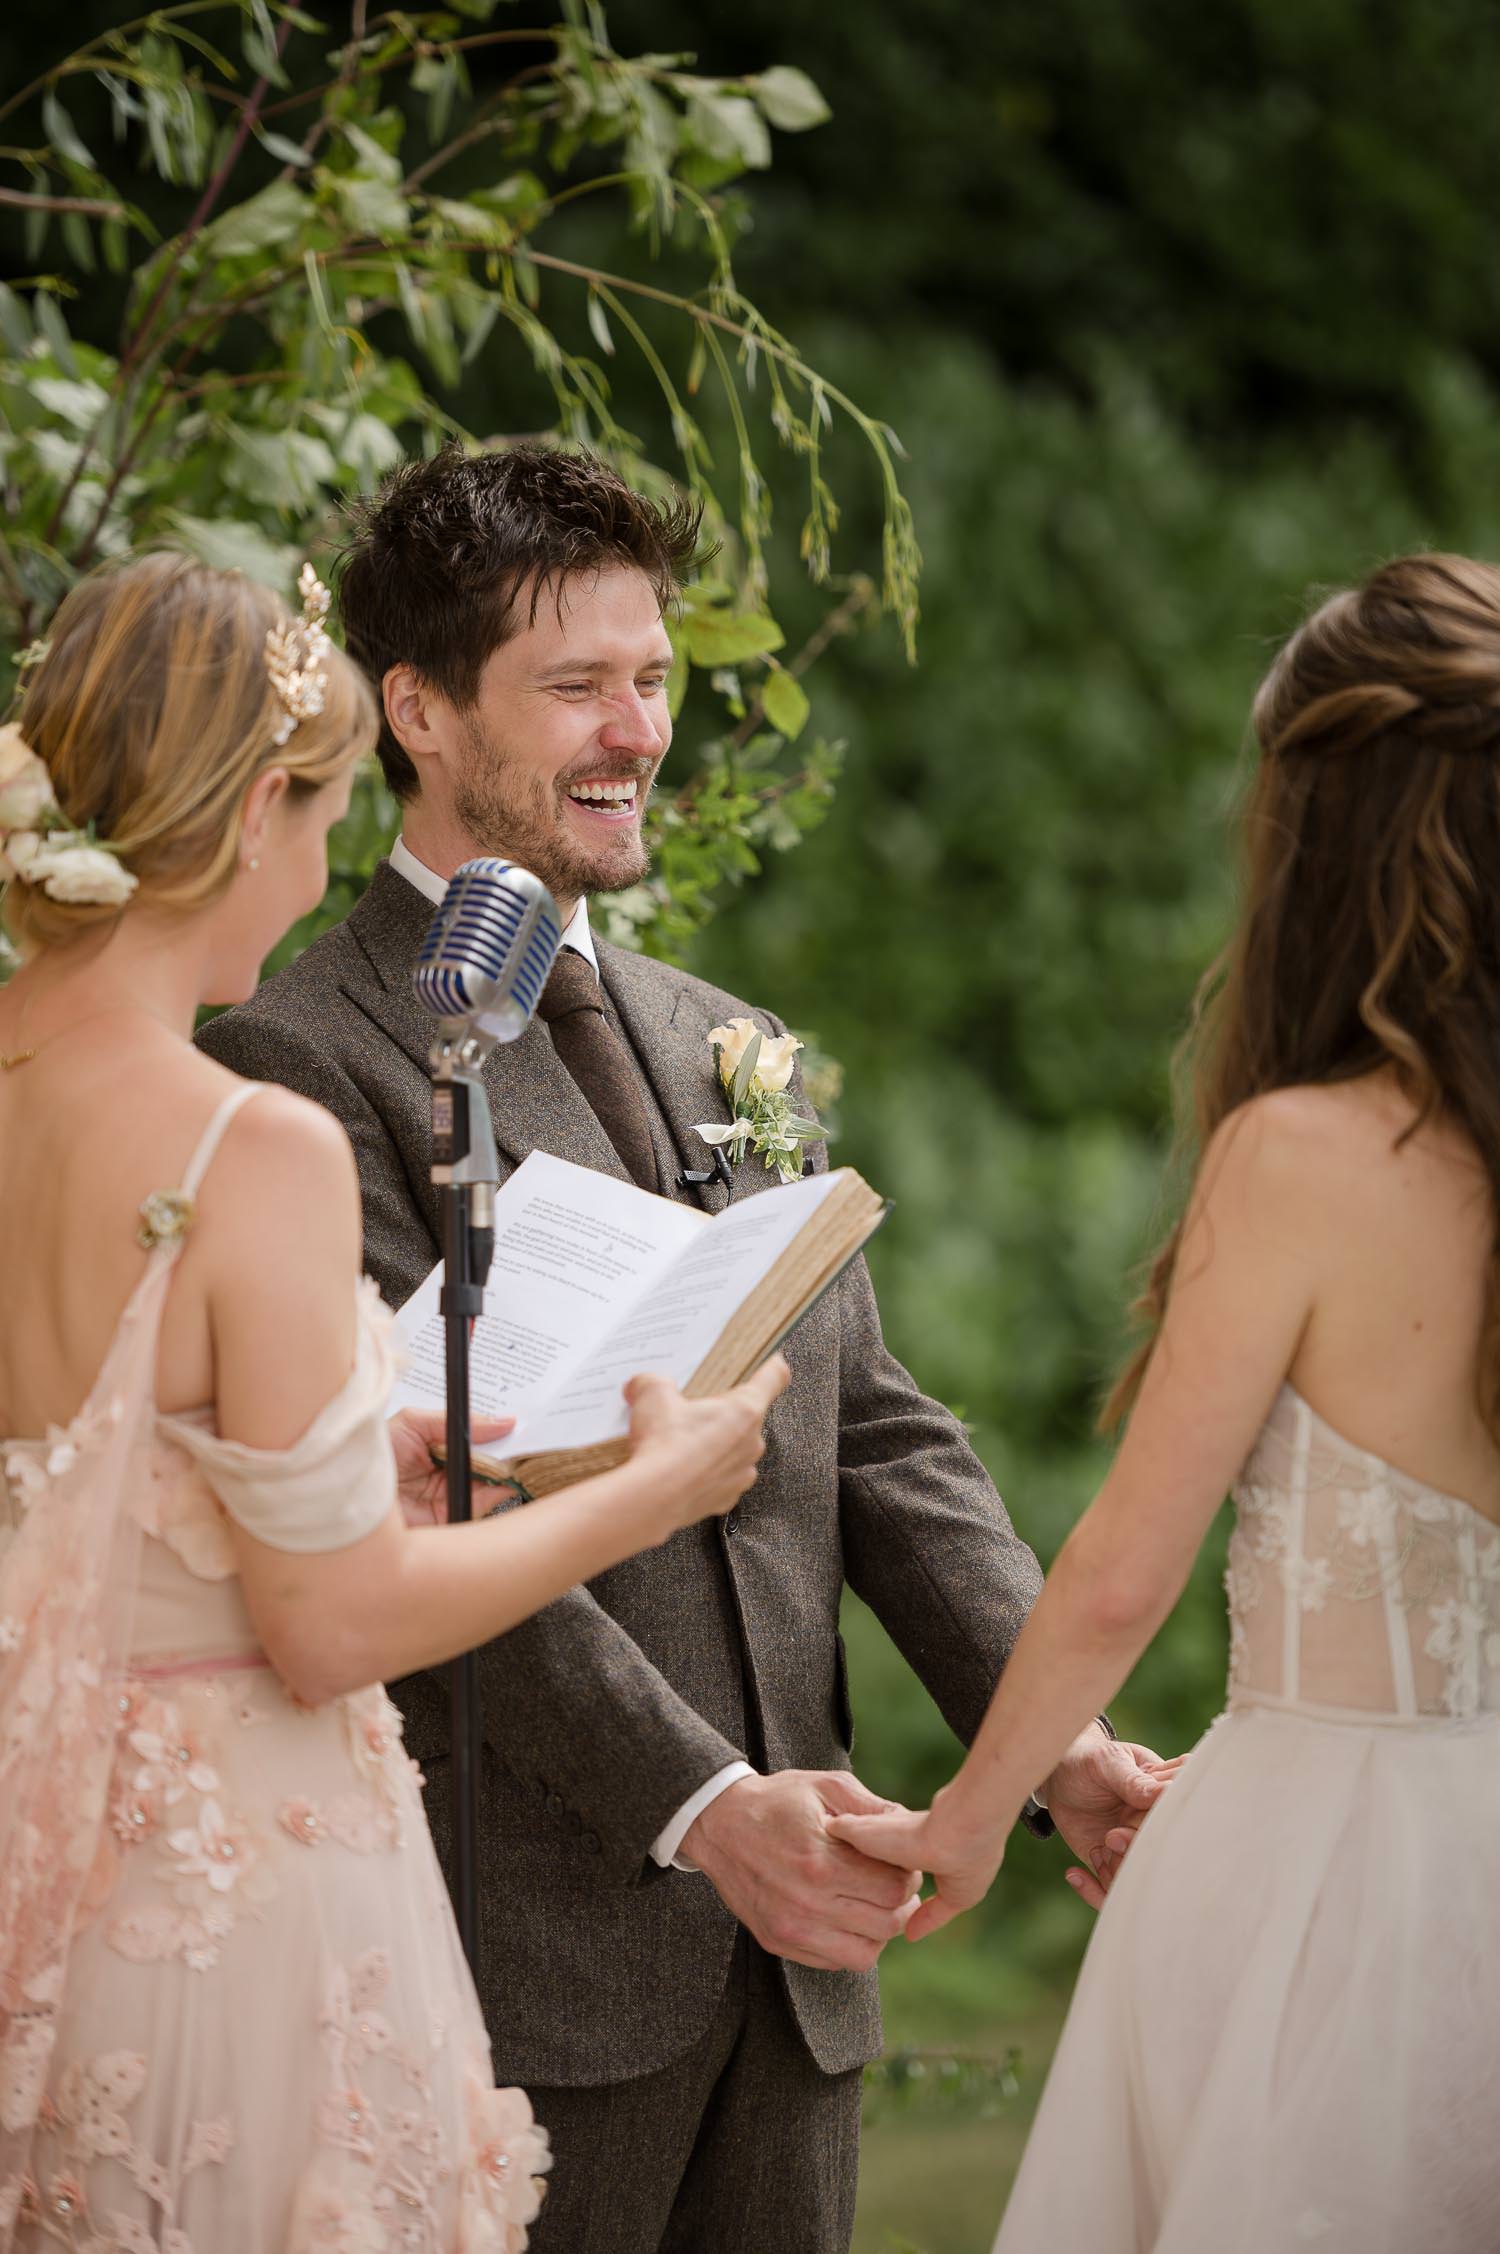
[827,1790,1008,1942]
[622,1356,791,1535]
[388,1410,517,1529]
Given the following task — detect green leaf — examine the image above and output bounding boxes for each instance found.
[222,427,338,513]
[665,651,690,720]
[731,1030,763,1108]
[761,666,810,741]
[429,197,512,247]
[484,173,546,220]
[31,375,111,431]
[339,412,404,486]
[687,92,772,172]
[0,285,32,354]
[341,122,403,186]
[334,174,409,240]
[752,66,832,132]
[33,295,78,377]
[60,210,97,274]
[255,128,314,168]
[203,180,307,259]
[412,52,461,142]
[586,289,615,357]
[42,92,94,170]
[678,609,785,666]
[170,513,300,590]
[460,296,501,367]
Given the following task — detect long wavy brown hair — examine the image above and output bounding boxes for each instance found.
[1104,552,1500,1435]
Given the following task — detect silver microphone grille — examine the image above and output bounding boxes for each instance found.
[412,859,562,1044]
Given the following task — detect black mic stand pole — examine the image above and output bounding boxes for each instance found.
[429,1033,499,1977]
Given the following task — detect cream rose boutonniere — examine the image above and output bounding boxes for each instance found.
[693,1017,826,1184]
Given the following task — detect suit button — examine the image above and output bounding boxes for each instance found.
[723,1511,737,1536]
[582,1830,602,1855]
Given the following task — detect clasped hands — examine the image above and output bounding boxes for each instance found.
[683,1728,1177,1970]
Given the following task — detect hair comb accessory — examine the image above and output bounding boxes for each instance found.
[264,562,332,747]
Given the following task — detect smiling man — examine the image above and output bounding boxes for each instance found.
[198,444,1164,2254]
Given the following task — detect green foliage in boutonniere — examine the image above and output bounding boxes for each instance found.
[693,1016,827,1184]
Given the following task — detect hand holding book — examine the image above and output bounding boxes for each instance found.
[390,1151,887,1495]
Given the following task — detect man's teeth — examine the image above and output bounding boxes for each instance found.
[567,782,637,804]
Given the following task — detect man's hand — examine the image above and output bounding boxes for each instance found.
[387,1410,516,1528]
[681,1771,923,1973]
[1043,1726,1180,1910]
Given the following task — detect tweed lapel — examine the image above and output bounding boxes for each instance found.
[342,861,631,1183]
[598,941,740,1214]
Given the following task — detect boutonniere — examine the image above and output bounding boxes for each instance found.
[693,1017,825,1185]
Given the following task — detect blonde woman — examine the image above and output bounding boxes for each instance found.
[0,552,786,2250]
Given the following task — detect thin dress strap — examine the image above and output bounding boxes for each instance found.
[180,1080,267,1201]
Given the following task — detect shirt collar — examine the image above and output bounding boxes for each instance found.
[388,833,598,973]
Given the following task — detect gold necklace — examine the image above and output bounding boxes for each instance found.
[0,1002,178,1072]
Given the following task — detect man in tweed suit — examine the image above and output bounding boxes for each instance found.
[200,445,1166,2253]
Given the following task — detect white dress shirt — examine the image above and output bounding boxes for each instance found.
[389,832,598,969]
[388,834,752,1869]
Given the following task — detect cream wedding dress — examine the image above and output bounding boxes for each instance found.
[0,1086,548,2252]
[995,1383,1500,2252]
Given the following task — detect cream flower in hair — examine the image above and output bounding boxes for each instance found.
[31,842,138,906]
[0,719,35,785]
[0,828,44,883]
[0,725,56,832]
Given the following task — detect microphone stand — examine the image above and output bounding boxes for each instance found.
[429,1031,499,1977]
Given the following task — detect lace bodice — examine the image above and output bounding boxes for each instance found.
[1227,1384,1500,1724]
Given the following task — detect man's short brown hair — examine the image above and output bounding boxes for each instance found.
[337,443,702,799]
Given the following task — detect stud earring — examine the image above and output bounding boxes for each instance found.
[247,855,261,872]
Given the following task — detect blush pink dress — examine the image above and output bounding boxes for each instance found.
[994,1384,1500,2252]
[0,1085,549,2252]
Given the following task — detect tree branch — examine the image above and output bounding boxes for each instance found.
[40,10,297,560]
[0,185,126,218]
[119,13,295,380]
[727,577,874,750]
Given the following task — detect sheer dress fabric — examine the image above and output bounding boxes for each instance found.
[0,1085,549,2252]
[995,1383,1500,2253]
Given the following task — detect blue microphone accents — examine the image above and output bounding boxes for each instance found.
[413,859,563,1047]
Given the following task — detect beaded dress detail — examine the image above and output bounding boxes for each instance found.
[0,1086,548,2251]
[994,1384,1500,2254]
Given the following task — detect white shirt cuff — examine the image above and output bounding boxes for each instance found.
[650,1761,755,1870]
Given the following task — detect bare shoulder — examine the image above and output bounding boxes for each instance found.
[196,1078,360,1260]
[222,1079,357,1176]
[1197,1076,1480,1238]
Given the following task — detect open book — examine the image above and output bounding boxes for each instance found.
[389,1149,887,1495]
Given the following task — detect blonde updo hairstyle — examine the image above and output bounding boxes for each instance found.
[4,550,377,952]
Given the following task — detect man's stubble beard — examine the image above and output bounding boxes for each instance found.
[452,720,653,903]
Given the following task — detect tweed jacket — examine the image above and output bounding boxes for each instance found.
[198,860,1046,2087]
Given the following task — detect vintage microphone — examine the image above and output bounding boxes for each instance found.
[412,858,563,1973]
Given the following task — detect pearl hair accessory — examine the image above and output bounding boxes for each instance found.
[264,563,333,746]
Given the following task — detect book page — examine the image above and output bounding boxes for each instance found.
[510,1168,845,1456]
[389,1150,703,1424]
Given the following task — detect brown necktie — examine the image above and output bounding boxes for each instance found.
[538,948,660,1192]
